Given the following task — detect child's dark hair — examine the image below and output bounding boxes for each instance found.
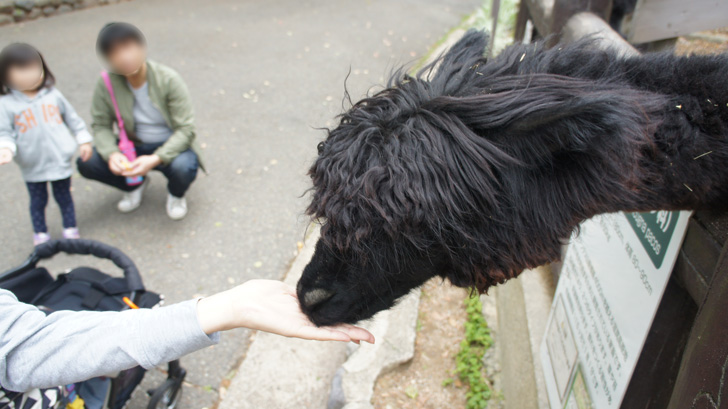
[96,22,146,57]
[0,43,55,95]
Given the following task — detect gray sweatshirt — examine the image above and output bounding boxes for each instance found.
[0,289,219,392]
[0,87,92,182]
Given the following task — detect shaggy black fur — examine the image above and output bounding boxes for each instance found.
[297,30,728,326]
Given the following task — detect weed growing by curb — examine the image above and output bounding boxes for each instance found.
[455,293,494,409]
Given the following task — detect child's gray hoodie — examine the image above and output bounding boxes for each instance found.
[0,87,92,182]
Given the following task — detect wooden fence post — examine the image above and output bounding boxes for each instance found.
[551,0,613,35]
[666,242,728,409]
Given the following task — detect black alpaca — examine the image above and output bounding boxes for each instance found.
[297,30,728,326]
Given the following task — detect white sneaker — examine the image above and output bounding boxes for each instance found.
[117,177,149,213]
[166,193,188,220]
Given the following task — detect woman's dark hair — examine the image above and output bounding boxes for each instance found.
[0,43,55,95]
[96,22,146,57]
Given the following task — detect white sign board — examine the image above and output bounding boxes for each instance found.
[541,211,691,409]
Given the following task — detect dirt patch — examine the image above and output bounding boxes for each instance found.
[371,279,482,409]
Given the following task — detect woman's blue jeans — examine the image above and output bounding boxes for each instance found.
[76,143,199,198]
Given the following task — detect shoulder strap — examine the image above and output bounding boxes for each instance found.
[100,70,129,144]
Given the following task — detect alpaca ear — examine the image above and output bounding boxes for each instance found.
[428,74,665,161]
[500,83,664,160]
[431,29,489,80]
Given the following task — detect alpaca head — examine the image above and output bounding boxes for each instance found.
[298,30,666,326]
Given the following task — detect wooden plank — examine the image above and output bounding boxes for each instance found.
[666,242,728,409]
[489,0,501,56]
[514,0,531,42]
[620,277,697,409]
[671,217,722,304]
[522,0,554,36]
[551,0,612,35]
[627,0,728,44]
[561,12,640,57]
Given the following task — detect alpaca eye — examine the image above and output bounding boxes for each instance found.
[317,142,325,154]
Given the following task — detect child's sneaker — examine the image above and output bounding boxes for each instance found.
[63,227,80,239]
[33,232,51,246]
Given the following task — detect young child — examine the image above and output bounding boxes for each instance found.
[0,43,93,245]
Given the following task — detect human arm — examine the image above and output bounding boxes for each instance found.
[196,279,374,342]
[121,153,161,178]
[153,71,196,165]
[55,90,93,161]
[0,289,217,392]
[90,78,121,161]
[0,280,373,392]
[56,89,92,146]
[0,104,17,164]
[91,79,128,171]
[121,71,194,176]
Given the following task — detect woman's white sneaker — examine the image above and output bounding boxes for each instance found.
[166,194,188,220]
[117,177,149,213]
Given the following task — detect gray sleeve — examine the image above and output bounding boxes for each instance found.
[0,289,220,392]
[55,89,92,145]
[0,103,17,155]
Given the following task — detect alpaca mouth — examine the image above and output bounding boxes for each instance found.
[299,285,375,326]
[296,239,405,326]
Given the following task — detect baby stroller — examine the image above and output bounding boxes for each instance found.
[0,239,185,409]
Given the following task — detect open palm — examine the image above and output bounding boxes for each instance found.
[196,279,374,344]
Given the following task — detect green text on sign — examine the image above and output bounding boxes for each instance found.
[626,211,679,269]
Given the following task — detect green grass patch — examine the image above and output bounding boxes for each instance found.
[413,0,521,72]
[455,293,494,409]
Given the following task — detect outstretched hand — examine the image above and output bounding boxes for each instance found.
[196,279,374,344]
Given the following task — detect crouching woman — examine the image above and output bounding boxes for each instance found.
[77,22,202,220]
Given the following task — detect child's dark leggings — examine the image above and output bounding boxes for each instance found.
[25,178,76,233]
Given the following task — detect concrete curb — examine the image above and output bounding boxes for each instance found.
[494,266,555,409]
[326,290,421,409]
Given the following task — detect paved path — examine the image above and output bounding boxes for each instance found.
[0,0,478,407]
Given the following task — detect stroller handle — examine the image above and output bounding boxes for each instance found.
[1,239,145,292]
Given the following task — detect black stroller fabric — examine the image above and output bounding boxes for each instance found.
[27,267,161,312]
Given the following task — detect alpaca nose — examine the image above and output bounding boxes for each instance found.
[303,288,335,307]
